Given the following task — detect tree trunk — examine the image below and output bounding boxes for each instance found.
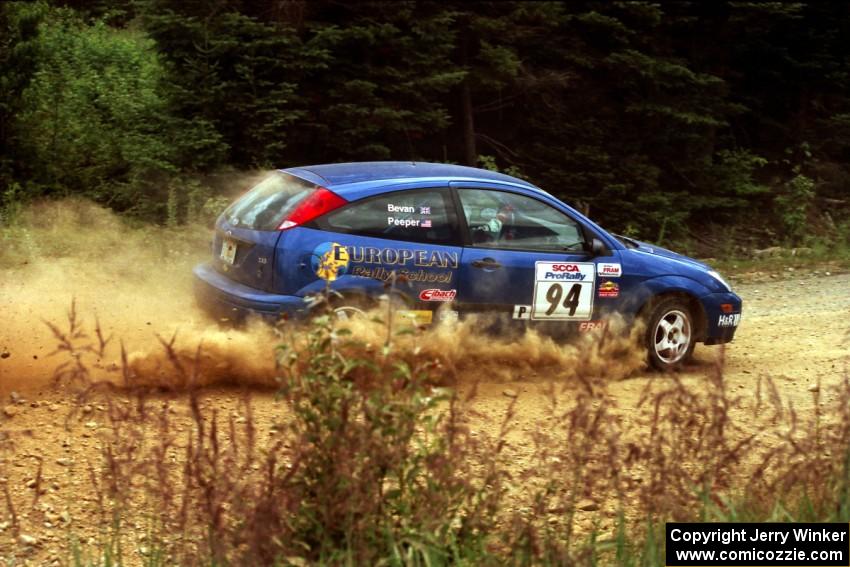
[460,35,476,166]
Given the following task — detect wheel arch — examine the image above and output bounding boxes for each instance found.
[637,291,707,342]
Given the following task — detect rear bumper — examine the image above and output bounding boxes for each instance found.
[192,262,309,322]
[699,291,742,345]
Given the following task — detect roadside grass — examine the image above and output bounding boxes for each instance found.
[1,199,849,564]
[710,249,850,281]
[1,300,846,566]
[0,198,210,270]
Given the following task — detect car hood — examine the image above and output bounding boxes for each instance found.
[629,239,711,271]
[618,238,732,293]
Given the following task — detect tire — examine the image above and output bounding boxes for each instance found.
[644,297,695,371]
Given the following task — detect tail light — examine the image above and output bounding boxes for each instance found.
[278,187,347,230]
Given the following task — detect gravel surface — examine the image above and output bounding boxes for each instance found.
[1,271,848,564]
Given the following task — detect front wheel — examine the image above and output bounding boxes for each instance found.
[644,298,695,371]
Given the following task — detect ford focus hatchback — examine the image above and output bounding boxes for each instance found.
[193,162,742,370]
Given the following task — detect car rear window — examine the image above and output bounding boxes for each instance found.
[225,172,316,230]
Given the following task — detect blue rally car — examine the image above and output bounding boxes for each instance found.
[193,162,742,370]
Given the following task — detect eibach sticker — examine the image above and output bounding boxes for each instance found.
[419,289,457,302]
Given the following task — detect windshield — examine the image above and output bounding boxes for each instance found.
[225,172,316,230]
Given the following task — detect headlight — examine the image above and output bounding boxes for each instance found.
[707,270,731,292]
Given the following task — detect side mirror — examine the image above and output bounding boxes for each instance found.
[588,237,608,258]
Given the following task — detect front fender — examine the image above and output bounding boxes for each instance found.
[622,275,714,314]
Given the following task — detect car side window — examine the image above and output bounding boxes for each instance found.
[314,188,456,244]
[457,188,586,252]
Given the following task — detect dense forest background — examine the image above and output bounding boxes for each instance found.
[2,0,850,248]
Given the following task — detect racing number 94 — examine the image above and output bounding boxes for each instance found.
[532,262,595,320]
[545,282,581,316]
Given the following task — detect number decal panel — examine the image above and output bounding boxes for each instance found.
[531,262,595,320]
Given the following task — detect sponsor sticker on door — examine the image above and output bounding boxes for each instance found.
[532,262,595,320]
[598,281,619,298]
[419,289,457,302]
[597,263,622,277]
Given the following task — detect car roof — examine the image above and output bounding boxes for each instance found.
[282,161,537,192]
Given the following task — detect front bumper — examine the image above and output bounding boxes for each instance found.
[699,291,743,345]
[193,262,309,323]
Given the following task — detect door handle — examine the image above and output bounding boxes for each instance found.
[471,258,502,269]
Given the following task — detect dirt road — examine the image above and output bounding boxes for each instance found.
[0,266,848,564]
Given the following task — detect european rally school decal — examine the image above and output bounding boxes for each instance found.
[313,243,457,283]
[312,242,350,281]
[532,262,595,320]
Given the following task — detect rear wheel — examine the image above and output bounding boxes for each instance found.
[329,294,376,322]
[332,305,368,322]
[644,298,695,371]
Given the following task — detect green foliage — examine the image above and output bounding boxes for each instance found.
[2,1,850,240]
[16,8,176,213]
[0,1,48,192]
[142,0,311,169]
[477,154,523,178]
[775,173,815,244]
[165,186,177,228]
[712,149,770,201]
[298,2,465,161]
[275,313,496,563]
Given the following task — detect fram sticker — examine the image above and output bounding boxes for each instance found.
[598,281,619,298]
[579,320,607,332]
[597,263,622,277]
[513,305,531,320]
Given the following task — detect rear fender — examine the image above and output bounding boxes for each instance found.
[295,275,386,298]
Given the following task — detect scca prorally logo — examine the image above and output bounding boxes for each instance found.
[419,289,457,302]
[551,263,580,272]
[312,242,349,281]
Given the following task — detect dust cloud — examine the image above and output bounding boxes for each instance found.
[0,199,647,397]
